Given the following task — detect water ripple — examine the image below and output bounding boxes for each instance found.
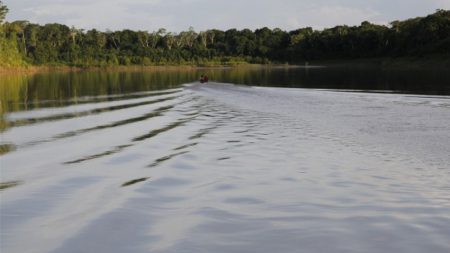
[2,82,450,253]
[22,105,174,148]
[9,89,182,111]
[6,94,181,128]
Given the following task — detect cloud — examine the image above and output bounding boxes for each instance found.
[293,5,383,29]
[3,0,450,32]
[7,0,167,31]
[429,0,450,8]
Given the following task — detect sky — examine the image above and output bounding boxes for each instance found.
[4,0,450,32]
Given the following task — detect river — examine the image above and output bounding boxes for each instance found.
[1,66,450,253]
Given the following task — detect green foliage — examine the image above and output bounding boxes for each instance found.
[0,1,8,24]
[0,1,24,66]
[0,2,26,67]
[0,7,449,67]
[0,36,25,66]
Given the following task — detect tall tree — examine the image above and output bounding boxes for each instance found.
[10,21,29,55]
[0,0,8,24]
[1,8,448,66]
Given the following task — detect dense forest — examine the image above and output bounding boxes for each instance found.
[0,1,449,67]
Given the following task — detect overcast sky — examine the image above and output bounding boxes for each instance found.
[4,0,450,32]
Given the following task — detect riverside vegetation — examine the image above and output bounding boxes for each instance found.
[0,1,449,68]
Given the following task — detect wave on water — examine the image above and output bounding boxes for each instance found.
[1,82,450,253]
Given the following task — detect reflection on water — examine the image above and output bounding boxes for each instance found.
[211,65,450,94]
[1,66,449,115]
[0,143,16,155]
[0,70,195,112]
[121,177,150,187]
[0,180,21,191]
[8,94,180,128]
[1,68,450,253]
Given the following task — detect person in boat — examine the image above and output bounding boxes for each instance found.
[200,74,209,83]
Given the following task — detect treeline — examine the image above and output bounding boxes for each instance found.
[0,1,449,67]
[0,2,23,66]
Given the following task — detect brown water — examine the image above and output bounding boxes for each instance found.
[1,67,450,253]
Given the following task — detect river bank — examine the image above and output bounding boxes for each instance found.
[1,56,449,75]
[0,65,228,75]
[310,55,450,69]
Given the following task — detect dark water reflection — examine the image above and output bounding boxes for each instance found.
[1,67,450,253]
[1,66,449,115]
[0,70,197,113]
[209,65,450,95]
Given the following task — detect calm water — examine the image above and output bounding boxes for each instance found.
[1,67,450,253]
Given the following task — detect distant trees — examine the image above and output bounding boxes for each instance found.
[0,1,7,24]
[386,9,450,56]
[0,1,25,66]
[0,4,449,68]
[285,10,450,61]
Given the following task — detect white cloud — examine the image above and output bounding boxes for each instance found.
[435,0,450,8]
[8,0,169,31]
[294,5,382,29]
[3,0,449,32]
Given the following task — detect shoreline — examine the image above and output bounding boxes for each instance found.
[0,63,306,75]
[1,56,449,74]
[0,65,208,75]
[309,56,450,69]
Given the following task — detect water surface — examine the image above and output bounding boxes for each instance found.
[1,67,450,253]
